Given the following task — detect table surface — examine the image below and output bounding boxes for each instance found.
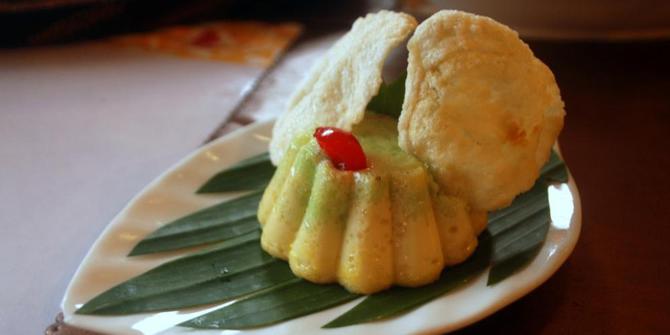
[0,44,268,334]
[455,40,670,335]
[2,17,670,335]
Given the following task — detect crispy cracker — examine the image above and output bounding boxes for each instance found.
[399,10,565,210]
[269,11,417,164]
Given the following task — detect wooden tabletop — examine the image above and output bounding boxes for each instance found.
[454,40,670,335]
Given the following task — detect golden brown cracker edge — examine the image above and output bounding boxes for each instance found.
[399,10,565,211]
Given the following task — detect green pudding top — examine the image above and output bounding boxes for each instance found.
[350,112,424,175]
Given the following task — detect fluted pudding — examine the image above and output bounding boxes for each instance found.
[258,113,486,294]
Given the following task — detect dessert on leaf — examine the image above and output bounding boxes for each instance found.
[260,10,564,294]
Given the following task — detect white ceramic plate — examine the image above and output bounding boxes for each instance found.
[62,119,582,335]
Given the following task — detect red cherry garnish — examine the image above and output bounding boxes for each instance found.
[314,127,367,171]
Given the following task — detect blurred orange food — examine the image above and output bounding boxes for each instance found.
[114,22,302,67]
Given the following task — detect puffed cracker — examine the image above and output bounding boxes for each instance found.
[269,10,417,164]
[399,10,565,211]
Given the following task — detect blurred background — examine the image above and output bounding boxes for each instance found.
[2,0,670,46]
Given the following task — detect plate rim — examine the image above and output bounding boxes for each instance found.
[62,118,582,335]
